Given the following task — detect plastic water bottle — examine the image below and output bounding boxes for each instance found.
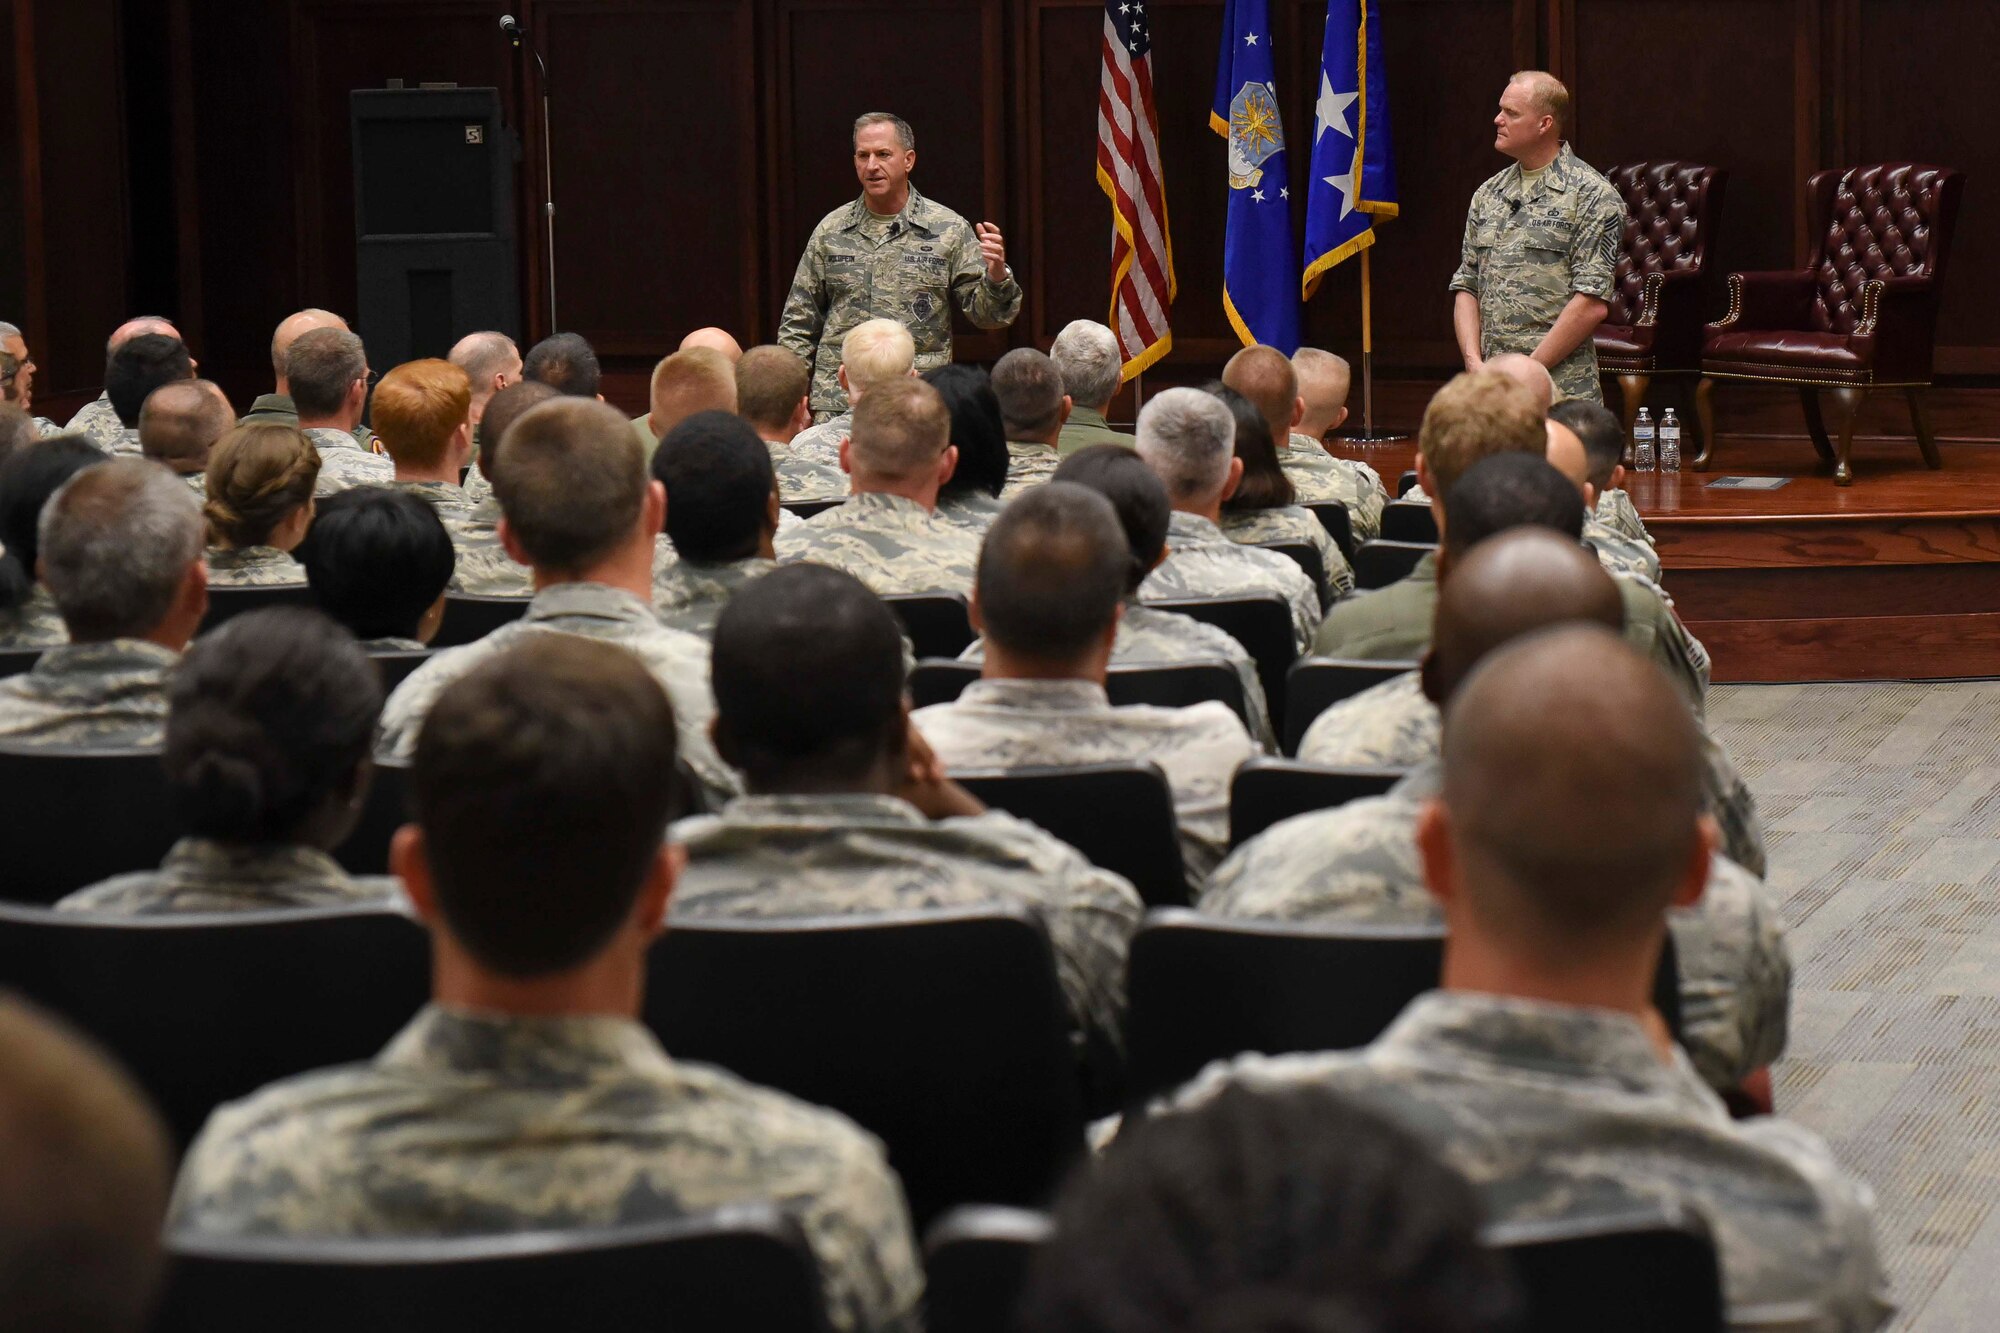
[1633,407,1657,473]
[1659,409,1682,473]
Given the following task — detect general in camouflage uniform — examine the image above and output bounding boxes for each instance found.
[0,585,68,650]
[1285,433,1390,540]
[377,583,738,806]
[303,426,393,497]
[0,639,175,747]
[654,557,779,640]
[169,1005,924,1333]
[672,793,1142,1062]
[1198,762,1788,1091]
[775,492,981,598]
[58,839,398,915]
[998,442,1061,498]
[1449,142,1626,403]
[779,187,1022,419]
[1137,512,1321,655]
[1218,504,1354,603]
[389,478,477,524]
[912,678,1257,880]
[1167,992,1889,1330]
[204,545,306,588]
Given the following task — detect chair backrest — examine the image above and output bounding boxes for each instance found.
[954,762,1189,908]
[1148,595,1296,720]
[368,649,433,693]
[1253,540,1325,604]
[1353,539,1433,590]
[1281,657,1419,756]
[923,1206,1052,1333]
[1806,163,1966,335]
[883,593,975,659]
[1123,909,1682,1105]
[646,908,1086,1226]
[1605,161,1727,326]
[781,497,845,520]
[200,584,317,634]
[1377,500,1439,545]
[1488,1205,1727,1333]
[0,746,180,903]
[909,660,1248,732]
[331,759,409,876]
[432,593,530,647]
[0,646,42,679]
[1396,469,1419,497]
[0,903,430,1146]
[1302,500,1354,560]
[1227,757,1409,848]
[155,1207,828,1333]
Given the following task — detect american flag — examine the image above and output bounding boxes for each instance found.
[1096,0,1175,377]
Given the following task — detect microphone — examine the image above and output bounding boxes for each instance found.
[498,13,522,45]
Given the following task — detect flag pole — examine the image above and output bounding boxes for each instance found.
[1133,371,1145,422]
[1362,248,1375,436]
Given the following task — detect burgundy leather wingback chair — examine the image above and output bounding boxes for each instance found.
[1593,162,1728,452]
[1697,163,1965,485]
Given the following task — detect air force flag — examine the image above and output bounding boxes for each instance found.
[1210,0,1300,352]
[1302,0,1399,298]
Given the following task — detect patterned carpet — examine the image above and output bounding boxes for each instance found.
[1710,681,2000,1331]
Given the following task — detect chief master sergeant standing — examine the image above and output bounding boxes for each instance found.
[1449,71,1625,404]
[780,112,1022,421]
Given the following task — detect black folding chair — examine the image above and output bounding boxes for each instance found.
[368,650,432,693]
[0,646,43,679]
[1302,501,1355,561]
[647,908,1086,1226]
[781,498,845,520]
[1281,657,1421,755]
[155,1208,828,1333]
[431,594,530,648]
[1227,757,1409,848]
[1352,539,1434,590]
[0,746,179,903]
[200,584,317,634]
[883,593,975,659]
[955,763,1189,908]
[1397,468,1419,497]
[1148,595,1297,721]
[1379,499,1440,545]
[923,1206,1052,1333]
[0,903,429,1146]
[909,659,980,708]
[331,760,410,876]
[1487,1205,1730,1333]
[1253,540,1327,607]
[1123,909,1682,1105]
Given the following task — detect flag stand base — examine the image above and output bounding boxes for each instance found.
[1339,430,1410,445]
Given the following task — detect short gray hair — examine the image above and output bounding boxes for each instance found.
[0,322,20,341]
[990,348,1066,438]
[449,331,520,385]
[1136,387,1235,500]
[1050,321,1123,412]
[853,112,914,152]
[285,328,367,419]
[39,459,203,641]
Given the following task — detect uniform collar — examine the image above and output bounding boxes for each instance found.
[958,677,1110,711]
[32,638,179,675]
[158,837,356,889]
[381,1004,672,1083]
[720,792,927,826]
[1068,405,1112,430]
[524,581,658,625]
[1500,142,1578,202]
[1165,511,1227,543]
[841,490,936,522]
[302,426,367,454]
[839,186,939,236]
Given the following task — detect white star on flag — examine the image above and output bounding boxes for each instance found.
[1315,72,1359,144]
[1244,31,1258,45]
[1280,186,1290,199]
[1252,189,1266,202]
[1323,165,1359,220]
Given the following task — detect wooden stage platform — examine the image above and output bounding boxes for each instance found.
[1328,434,2000,684]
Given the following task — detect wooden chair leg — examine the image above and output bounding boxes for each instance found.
[1676,378,1705,460]
[1906,387,1943,469]
[1615,373,1649,447]
[1824,387,1866,486]
[1798,388,1836,464]
[1692,378,1716,470]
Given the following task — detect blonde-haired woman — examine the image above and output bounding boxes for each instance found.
[203,423,321,586]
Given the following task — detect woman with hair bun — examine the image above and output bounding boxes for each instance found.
[58,607,394,914]
[0,435,106,648]
[202,422,321,586]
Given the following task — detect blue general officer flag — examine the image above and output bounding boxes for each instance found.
[1211,0,1300,352]
[1302,0,1399,298]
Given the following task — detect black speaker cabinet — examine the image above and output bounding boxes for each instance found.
[350,88,519,369]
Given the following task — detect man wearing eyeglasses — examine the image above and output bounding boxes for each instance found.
[0,322,61,438]
[284,327,393,497]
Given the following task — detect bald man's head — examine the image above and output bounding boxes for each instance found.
[105,317,181,356]
[1544,419,1589,495]
[138,379,233,474]
[1484,353,1554,417]
[1425,529,1624,707]
[1221,345,1302,445]
[679,327,744,362]
[270,309,349,386]
[1430,625,1709,967]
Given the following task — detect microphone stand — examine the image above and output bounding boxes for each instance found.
[507,23,558,333]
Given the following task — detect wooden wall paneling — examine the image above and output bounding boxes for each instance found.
[166,0,203,354]
[768,0,1010,363]
[531,1,759,358]
[0,0,36,335]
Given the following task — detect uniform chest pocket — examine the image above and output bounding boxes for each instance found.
[1523,218,1572,256]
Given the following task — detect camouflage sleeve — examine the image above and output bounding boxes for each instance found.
[1447,199,1482,295]
[1280,564,1322,655]
[1735,1118,1896,1332]
[948,220,1023,331]
[1701,729,1766,879]
[1569,190,1625,302]
[778,231,829,363]
[1309,520,1356,600]
[1670,856,1791,1090]
[798,1132,928,1333]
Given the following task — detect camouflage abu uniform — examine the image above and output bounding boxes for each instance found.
[765,439,850,505]
[672,792,1143,1063]
[1584,513,1662,583]
[65,393,122,447]
[779,187,1023,418]
[303,427,394,497]
[1198,763,1789,1090]
[775,491,982,598]
[1169,992,1888,1330]
[0,585,68,650]
[58,839,399,915]
[1138,512,1321,655]
[788,414,851,467]
[934,490,1004,535]
[653,557,779,640]
[1286,433,1390,540]
[1218,504,1355,602]
[999,443,1061,499]
[389,479,477,524]
[912,678,1257,880]
[204,545,306,588]
[169,1005,924,1333]
[1449,143,1626,403]
[1597,487,1652,545]
[444,494,532,598]
[0,639,176,747]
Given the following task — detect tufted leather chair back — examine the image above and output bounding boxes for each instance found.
[1808,163,1966,334]
[1605,162,1727,327]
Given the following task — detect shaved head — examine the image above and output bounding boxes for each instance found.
[139,379,233,473]
[649,347,738,437]
[270,309,349,383]
[106,317,181,355]
[1544,419,1589,493]
[679,327,744,362]
[1427,528,1624,706]
[1484,353,1554,416]
[1221,345,1300,443]
[1291,348,1352,439]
